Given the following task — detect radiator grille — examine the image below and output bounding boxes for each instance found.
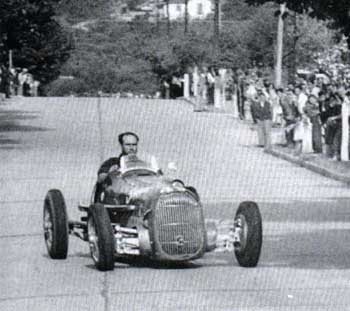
[154,192,204,256]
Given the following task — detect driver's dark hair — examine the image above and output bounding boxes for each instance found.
[118,132,139,145]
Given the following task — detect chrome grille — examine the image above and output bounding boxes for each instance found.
[154,192,204,256]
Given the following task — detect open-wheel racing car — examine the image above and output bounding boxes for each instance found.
[43,154,263,271]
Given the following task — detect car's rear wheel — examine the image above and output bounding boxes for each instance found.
[234,201,262,267]
[88,204,115,271]
[43,189,69,259]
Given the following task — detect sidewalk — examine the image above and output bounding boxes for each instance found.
[266,141,350,185]
[185,95,350,185]
[257,122,350,185]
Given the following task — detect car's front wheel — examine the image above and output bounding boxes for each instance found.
[234,201,262,267]
[43,189,69,259]
[88,204,115,271]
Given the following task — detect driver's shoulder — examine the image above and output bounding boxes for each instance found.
[98,156,121,173]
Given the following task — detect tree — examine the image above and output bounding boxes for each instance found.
[0,0,72,84]
[56,0,112,21]
[244,0,350,46]
[46,1,340,95]
[221,0,259,20]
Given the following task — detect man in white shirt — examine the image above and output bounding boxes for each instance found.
[293,85,309,155]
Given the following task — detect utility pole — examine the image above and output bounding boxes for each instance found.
[290,11,298,83]
[275,3,286,87]
[9,50,13,69]
[166,0,170,35]
[213,0,220,46]
[184,0,188,34]
[218,0,222,33]
[156,0,160,33]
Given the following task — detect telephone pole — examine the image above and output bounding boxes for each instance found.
[275,3,286,87]
[156,0,160,33]
[213,0,220,46]
[184,0,188,34]
[166,0,170,35]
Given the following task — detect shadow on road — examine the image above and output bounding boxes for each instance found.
[0,136,20,149]
[0,109,52,149]
[0,109,51,132]
[83,257,202,271]
[263,228,350,270]
[204,199,350,222]
[205,198,350,270]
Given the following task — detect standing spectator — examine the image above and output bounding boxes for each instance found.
[236,70,246,119]
[278,88,299,148]
[160,77,170,99]
[0,67,3,103]
[9,68,18,96]
[246,79,258,123]
[321,93,342,157]
[254,90,272,151]
[227,69,239,118]
[326,93,345,160]
[169,75,183,99]
[268,84,282,126]
[0,65,10,99]
[192,66,199,97]
[18,68,28,96]
[199,66,208,102]
[23,75,32,97]
[318,91,329,121]
[213,68,222,108]
[301,81,310,95]
[304,95,322,153]
[293,85,310,155]
[207,67,215,105]
[310,80,321,97]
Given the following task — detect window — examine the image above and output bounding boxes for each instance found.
[176,4,182,12]
[197,3,203,15]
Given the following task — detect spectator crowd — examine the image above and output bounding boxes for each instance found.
[180,64,350,161]
[0,66,40,102]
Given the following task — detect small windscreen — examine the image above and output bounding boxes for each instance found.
[119,154,159,175]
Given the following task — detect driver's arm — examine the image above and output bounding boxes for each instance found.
[97,172,108,183]
[98,164,120,183]
[97,158,119,183]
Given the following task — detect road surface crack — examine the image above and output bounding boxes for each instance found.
[101,273,110,311]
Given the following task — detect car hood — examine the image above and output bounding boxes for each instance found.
[107,174,185,204]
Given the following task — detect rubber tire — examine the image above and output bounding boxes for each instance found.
[234,201,262,267]
[89,204,115,271]
[43,189,69,259]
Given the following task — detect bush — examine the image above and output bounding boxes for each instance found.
[45,78,88,96]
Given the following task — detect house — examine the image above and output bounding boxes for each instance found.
[110,0,213,23]
[163,0,213,20]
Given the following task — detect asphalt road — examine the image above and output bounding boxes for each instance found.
[1,97,350,311]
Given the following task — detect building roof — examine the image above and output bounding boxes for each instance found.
[167,0,185,4]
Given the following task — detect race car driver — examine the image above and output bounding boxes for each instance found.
[97,131,139,184]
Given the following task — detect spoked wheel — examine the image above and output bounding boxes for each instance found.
[234,201,262,267]
[43,189,69,259]
[88,204,115,271]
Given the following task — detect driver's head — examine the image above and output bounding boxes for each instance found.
[118,132,139,155]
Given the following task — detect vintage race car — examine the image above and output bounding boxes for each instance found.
[43,154,263,271]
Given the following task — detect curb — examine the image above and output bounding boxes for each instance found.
[265,148,350,185]
[182,96,238,114]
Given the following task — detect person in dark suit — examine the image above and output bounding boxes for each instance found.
[94,132,139,202]
[254,90,272,150]
[97,132,139,183]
